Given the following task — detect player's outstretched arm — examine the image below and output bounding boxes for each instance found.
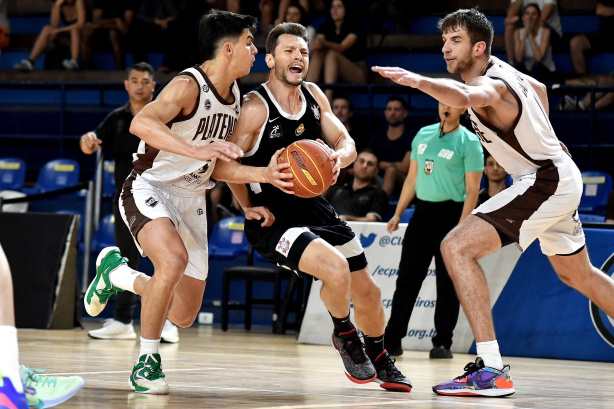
[307,82,356,184]
[130,76,243,162]
[211,94,293,192]
[372,66,503,109]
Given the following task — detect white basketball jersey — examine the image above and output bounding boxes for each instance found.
[468,56,566,177]
[133,66,242,195]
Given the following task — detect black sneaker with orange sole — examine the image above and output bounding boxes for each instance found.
[373,351,412,392]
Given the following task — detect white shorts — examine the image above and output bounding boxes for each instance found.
[119,173,209,281]
[473,157,585,256]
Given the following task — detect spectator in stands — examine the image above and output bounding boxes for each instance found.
[78,63,179,343]
[325,149,388,222]
[130,0,198,73]
[384,101,484,359]
[0,0,9,50]
[606,190,614,223]
[332,95,368,152]
[305,0,367,100]
[504,0,562,65]
[478,152,509,206]
[275,1,315,44]
[557,72,614,111]
[274,0,325,26]
[80,0,139,70]
[14,0,86,71]
[367,95,412,198]
[569,1,614,78]
[513,3,557,84]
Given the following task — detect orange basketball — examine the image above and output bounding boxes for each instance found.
[278,139,334,198]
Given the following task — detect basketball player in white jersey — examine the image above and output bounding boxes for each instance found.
[374,8,614,397]
[83,10,292,395]
[213,23,412,392]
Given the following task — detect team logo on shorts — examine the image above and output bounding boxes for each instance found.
[311,105,320,120]
[145,197,158,207]
[202,85,209,93]
[277,238,291,254]
[425,159,434,175]
[295,123,305,136]
[204,99,212,110]
[196,208,204,215]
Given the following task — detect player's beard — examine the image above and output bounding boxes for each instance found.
[275,64,304,86]
[448,48,473,74]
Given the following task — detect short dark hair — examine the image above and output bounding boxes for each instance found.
[357,148,379,165]
[386,95,407,110]
[266,22,309,55]
[438,8,494,56]
[199,9,258,62]
[127,62,154,80]
[286,1,309,27]
[332,95,354,112]
[523,3,541,16]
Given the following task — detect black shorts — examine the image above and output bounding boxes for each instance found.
[245,219,368,275]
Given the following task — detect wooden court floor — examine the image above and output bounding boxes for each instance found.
[17,321,614,409]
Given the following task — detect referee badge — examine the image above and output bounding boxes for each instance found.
[425,159,434,175]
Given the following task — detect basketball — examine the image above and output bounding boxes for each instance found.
[278,139,334,198]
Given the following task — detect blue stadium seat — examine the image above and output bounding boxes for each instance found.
[579,171,613,215]
[91,213,115,253]
[23,159,80,194]
[103,160,116,198]
[0,157,26,191]
[579,213,606,223]
[209,216,248,260]
[400,207,415,223]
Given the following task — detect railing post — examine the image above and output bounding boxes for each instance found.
[81,180,94,294]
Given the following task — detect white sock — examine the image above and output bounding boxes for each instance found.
[0,325,23,393]
[109,264,146,294]
[139,337,160,358]
[476,340,504,370]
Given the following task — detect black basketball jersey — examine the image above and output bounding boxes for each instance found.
[241,82,339,226]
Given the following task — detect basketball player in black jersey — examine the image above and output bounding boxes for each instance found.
[212,23,412,392]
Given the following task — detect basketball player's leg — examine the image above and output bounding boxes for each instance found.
[167,276,206,328]
[549,247,614,318]
[440,215,501,343]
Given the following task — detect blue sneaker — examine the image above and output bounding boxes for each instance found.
[0,374,28,409]
[433,358,515,397]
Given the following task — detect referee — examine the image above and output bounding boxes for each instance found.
[384,101,484,359]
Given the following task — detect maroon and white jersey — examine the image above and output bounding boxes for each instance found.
[468,56,567,177]
[132,66,241,195]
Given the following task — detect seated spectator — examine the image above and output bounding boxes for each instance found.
[558,73,614,111]
[606,190,614,223]
[504,0,562,64]
[130,0,198,73]
[0,0,9,50]
[513,3,557,84]
[14,0,86,71]
[325,149,388,222]
[368,95,412,198]
[569,1,614,78]
[332,95,368,152]
[478,152,509,206]
[305,0,367,100]
[276,1,315,43]
[80,0,139,70]
[274,0,325,26]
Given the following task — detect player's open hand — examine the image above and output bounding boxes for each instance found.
[245,206,275,227]
[266,148,294,194]
[372,66,421,88]
[387,215,401,233]
[194,139,244,162]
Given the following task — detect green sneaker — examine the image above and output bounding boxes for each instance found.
[130,354,169,395]
[20,365,84,408]
[84,246,126,317]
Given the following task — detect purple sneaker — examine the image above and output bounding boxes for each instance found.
[0,375,29,409]
[433,358,515,397]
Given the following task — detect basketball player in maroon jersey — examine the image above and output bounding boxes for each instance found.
[213,22,413,392]
[374,7,614,397]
